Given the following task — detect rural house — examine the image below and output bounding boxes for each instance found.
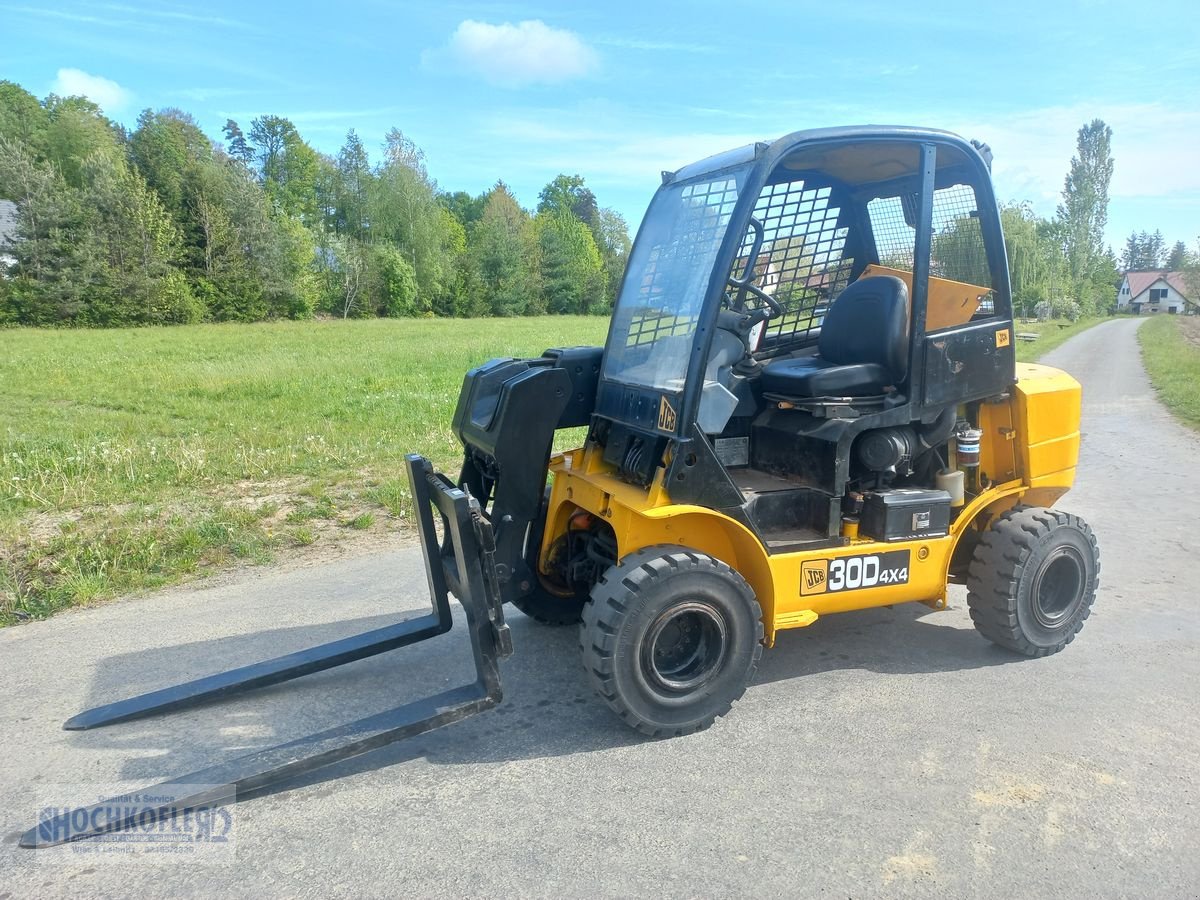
[0,200,17,271]
[1116,270,1194,315]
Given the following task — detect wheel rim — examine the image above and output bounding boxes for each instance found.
[1031,546,1086,627]
[641,601,729,693]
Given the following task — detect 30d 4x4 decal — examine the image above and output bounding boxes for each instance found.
[800,550,911,596]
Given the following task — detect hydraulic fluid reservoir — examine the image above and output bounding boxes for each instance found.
[936,469,966,507]
[955,426,983,468]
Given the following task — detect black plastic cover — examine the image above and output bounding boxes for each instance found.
[542,346,604,428]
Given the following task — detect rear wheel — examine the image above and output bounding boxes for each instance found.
[966,506,1099,656]
[580,546,763,737]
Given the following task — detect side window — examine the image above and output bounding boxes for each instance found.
[733,179,855,350]
[867,183,994,325]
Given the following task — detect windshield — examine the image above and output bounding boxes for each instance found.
[602,171,747,391]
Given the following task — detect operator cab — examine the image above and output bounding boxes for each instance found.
[593,127,1016,549]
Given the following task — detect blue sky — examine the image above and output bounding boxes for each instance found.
[4,0,1198,253]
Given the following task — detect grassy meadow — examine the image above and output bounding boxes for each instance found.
[0,317,608,623]
[1139,314,1200,430]
[1,313,1099,625]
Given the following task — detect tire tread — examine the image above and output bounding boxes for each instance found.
[965,505,1100,657]
[580,545,764,738]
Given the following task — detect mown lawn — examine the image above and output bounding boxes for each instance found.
[1,313,1106,625]
[1139,314,1200,430]
[1,317,608,623]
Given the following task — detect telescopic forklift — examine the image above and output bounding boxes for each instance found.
[23,126,1098,847]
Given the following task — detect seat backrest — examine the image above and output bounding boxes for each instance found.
[816,275,910,382]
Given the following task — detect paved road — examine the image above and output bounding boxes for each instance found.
[1,318,1196,898]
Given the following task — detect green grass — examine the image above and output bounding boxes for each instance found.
[0,317,608,624]
[1139,315,1200,430]
[1013,317,1108,363]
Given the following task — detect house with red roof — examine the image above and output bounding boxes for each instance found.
[1116,270,1194,315]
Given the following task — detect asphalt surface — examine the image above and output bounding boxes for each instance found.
[1,317,1196,898]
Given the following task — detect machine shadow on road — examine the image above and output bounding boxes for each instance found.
[56,592,1022,809]
[754,597,1021,685]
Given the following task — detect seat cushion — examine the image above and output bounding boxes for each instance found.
[760,356,891,398]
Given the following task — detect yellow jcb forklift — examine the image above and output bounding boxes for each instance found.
[23,126,1098,846]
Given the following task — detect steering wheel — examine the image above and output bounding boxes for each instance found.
[726,216,784,318]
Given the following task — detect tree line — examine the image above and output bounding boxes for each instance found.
[0,85,1191,328]
[0,80,630,326]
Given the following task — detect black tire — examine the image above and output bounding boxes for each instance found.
[510,498,587,626]
[966,506,1099,657]
[580,546,764,737]
[511,578,587,626]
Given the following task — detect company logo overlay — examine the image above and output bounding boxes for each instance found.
[30,783,236,865]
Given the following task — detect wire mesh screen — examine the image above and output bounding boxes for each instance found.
[867,183,992,289]
[732,179,855,349]
[604,175,739,391]
[622,177,739,349]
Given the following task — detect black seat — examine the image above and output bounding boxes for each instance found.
[760,275,909,398]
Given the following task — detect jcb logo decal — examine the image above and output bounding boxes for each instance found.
[657,396,678,432]
[800,550,911,596]
[801,560,827,594]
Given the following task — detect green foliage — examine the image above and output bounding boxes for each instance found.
[535,208,607,314]
[1122,229,1166,270]
[474,182,539,316]
[1166,240,1188,271]
[42,95,123,188]
[373,244,420,317]
[1000,204,1071,317]
[931,214,991,287]
[1056,119,1114,309]
[0,81,48,155]
[439,189,486,228]
[538,173,599,230]
[595,207,632,305]
[251,115,321,224]
[0,78,636,328]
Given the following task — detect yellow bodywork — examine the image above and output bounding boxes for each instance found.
[539,363,1081,646]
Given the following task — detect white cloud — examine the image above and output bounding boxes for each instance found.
[50,68,132,112]
[426,20,598,88]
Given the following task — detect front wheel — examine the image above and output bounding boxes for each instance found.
[511,493,587,626]
[580,546,763,737]
[966,506,1100,656]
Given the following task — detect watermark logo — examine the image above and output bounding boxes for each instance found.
[30,784,237,865]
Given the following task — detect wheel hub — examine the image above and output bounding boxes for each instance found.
[642,601,729,693]
[1031,546,1086,627]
